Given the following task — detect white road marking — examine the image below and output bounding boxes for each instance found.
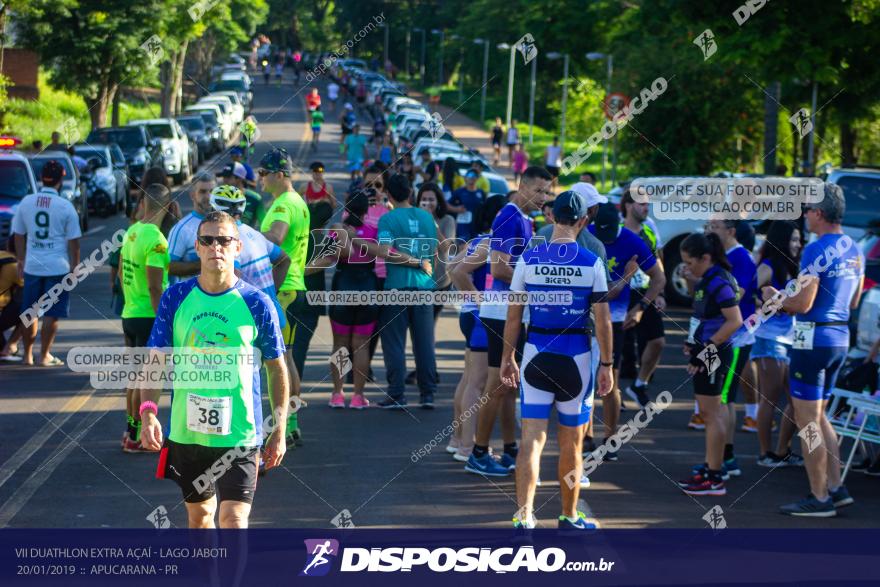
[84,225,106,236]
[0,390,95,491]
[0,395,116,527]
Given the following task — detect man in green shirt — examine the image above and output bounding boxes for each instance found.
[140,211,289,528]
[120,184,172,453]
[259,148,310,444]
[218,162,265,228]
[310,106,324,151]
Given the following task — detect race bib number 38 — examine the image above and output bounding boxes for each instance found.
[186,394,232,435]
[792,321,815,350]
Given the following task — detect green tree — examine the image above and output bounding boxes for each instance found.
[16,0,166,128]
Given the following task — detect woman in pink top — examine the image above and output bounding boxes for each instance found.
[512,142,528,183]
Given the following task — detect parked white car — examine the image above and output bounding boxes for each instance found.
[185,103,231,142]
[199,94,243,126]
[128,119,192,184]
[210,91,246,121]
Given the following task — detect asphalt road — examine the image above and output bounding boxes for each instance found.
[1,70,877,530]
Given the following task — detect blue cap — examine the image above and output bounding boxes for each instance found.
[230,146,244,156]
[465,169,478,178]
[552,190,587,222]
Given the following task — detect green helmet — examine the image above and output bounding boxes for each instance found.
[210,184,246,216]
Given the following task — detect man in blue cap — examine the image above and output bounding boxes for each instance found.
[501,190,614,531]
[448,169,486,241]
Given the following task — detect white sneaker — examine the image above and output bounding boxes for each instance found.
[452,452,469,462]
[580,474,591,488]
[445,445,458,454]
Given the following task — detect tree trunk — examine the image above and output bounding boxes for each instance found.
[762,81,780,174]
[111,90,121,126]
[88,83,117,129]
[840,121,857,166]
[172,39,189,115]
[160,58,174,117]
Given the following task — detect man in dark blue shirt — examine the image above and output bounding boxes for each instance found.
[449,170,486,241]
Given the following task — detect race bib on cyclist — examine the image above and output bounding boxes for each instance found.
[792,320,815,350]
[186,394,232,436]
[457,211,473,225]
[687,317,700,344]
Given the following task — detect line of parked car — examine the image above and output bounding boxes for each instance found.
[320,56,510,196]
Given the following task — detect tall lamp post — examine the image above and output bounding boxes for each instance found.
[412,27,426,86]
[473,38,490,124]
[497,42,516,128]
[546,52,570,155]
[431,29,445,86]
[449,34,464,103]
[377,22,389,74]
[586,52,613,188]
[527,54,536,145]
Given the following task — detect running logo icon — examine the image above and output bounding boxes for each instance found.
[698,343,721,375]
[300,539,339,576]
[790,108,813,138]
[798,421,822,454]
[694,29,717,60]
[516,33,538,64]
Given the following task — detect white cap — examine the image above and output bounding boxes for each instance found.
[344,102,354,110]
[570,182,608,207]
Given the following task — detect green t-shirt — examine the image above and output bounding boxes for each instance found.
[377,207,437,291]
[149,279,286,448]
[260,190,310,291]
[121,222,169,318]
[311,110,324,128]
[241,189,265,228]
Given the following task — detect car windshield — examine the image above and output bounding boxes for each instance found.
[203,101,228,114]
[88,128,145,150]
[838,175,880,228]
[31,157,75,181]
[0,160,32,199]
[73,148,108,167]
[211,80,247,92]
[489,178,508,195]
[177,117,206,132]
[145,123,174,139]
[194,111,219,127]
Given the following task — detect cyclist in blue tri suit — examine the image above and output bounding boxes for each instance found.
[764,185,864,517]
[500,191,613,531]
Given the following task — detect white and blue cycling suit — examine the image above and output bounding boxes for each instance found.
[510,241,608,426]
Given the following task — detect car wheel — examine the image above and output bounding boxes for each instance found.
[663,236,692,307]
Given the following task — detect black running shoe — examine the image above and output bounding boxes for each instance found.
[378,396,408,410]
[625,383,651,408]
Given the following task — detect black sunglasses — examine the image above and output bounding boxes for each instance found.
[197,235,238,247]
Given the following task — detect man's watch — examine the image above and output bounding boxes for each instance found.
[600,361,613,367]
[637,299,650,310]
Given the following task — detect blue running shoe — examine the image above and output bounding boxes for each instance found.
[779,495,836,517]
[558,512,600,532]
[830,486,854,508]
[691,463,730,481]
[500,453,517,470]
[724,457,742,477]
[465,453,510,477]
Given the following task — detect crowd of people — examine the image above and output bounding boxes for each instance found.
[3,69,874,530]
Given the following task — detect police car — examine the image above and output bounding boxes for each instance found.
[0,137,38,249]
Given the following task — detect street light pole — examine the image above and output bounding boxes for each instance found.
[477,39,489,123]
[587,52,613,188]
[413,28,426,86]
[528,55,536,146]
[405,29,411,77]
[498,43,515,128]
[383,23,389,71]
[431,29,445,86]
[560,53,569,153]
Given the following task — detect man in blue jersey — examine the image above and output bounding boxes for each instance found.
[589,203,665,460]
[704,218,758,477]
[501,191,613,530]
[763,185,864,517]
[467,166,553,477]
[168,173,216,281]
